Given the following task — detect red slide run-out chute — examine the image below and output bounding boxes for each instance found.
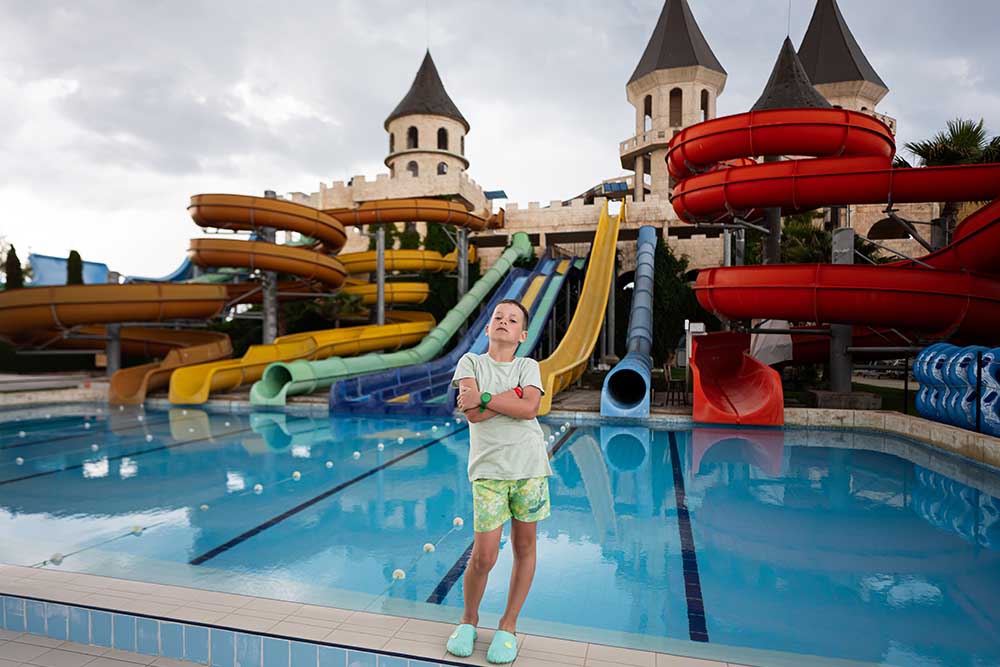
[668,108,1000,425]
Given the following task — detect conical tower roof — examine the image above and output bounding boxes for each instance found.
[628,0,725,85]
[752,37,832,111]
[385,50,469,131]
[797,0,886,88]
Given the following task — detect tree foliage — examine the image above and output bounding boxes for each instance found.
[3,245,23,290]
[650,236,718,365]
[67,250,84,285]
[743,212,886,265]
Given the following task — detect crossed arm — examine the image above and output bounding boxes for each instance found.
[455,377,541,422]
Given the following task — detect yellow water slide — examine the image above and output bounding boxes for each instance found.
[537,202,623,415]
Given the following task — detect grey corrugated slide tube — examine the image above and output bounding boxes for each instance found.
[250,232,534,406]
[600,225,656,418]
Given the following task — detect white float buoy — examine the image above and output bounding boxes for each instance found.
[145,434,153,442]
[431,425,438,432]
[253,484,264,494]
[50,553,63,566]
[352,451,361,460]
[91,443,99,451]
[15,457,24,465]
[396,436,404,444]
[18,431,25,438]
[137,416,144,423]
[200,504,209,511]
[423,543,435,553]
[84,423,91,430]
[548,435,555,443]
[292,471,301,481]
[224,421,230,427]
[415,432,421,437]
[325,461,333,469]
[454,418,461,424]
[377,442,385,451]
[453,517,464,528]
[392,569,406,580]
[45,414,51,419]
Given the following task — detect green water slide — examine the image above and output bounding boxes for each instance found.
[249,232,534,406]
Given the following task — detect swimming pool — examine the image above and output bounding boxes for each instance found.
[1,404,998,666]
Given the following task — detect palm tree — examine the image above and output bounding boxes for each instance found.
[898,118,1000,249]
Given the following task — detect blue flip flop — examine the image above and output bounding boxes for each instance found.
[486,630,518,664]
[446,623,477,657]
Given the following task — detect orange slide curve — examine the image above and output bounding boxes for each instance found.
[667,107,1000,425]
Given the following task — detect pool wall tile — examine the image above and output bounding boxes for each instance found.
[113,614,136,651]
[290,641,317,667]
[263,638,289,667]
[45,602,68,640]
[211,628,235,667]
[137,617,159,655]
[319,646,346,667]
[185,625,210,664]
[26,600,45,634]
[91,611,112,647]
[69,606,90,644]
[161,622,184,660]
[3,597,25,632]
[375,657,406,667]
[345,651,374,667]
[236,633,262,667]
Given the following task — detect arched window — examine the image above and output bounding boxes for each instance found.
[669,88,682,126]
[389,133,395,152]
[407,126,418,149]
[437,127,449,150]
[700,89,710,122]
[437,162,448,175]
[460,135,465,155]
[860,106,868,111]
[643,95,652,132]
[406,161,419,177]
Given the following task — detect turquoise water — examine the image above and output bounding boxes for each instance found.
[1,404,998,666]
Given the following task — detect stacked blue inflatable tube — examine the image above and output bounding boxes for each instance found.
[915,344,1000,435]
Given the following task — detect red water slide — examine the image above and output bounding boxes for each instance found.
[667,108,1000,424]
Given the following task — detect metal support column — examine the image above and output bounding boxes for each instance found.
[723,228,732,267]
[105,323,121,376]
[375,224,386,326]
[457,227,468,298]
[607,254,616,360]
[261,190,279,344]
[734,228,745,266]
[763,156,781,265]
[830,213,854,393]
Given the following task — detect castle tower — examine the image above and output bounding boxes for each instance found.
[752,37,832,111]
[798,0,892,129]
[384,50,469,180]
[620,0,726,203]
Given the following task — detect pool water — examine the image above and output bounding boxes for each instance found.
[1,404,999,666]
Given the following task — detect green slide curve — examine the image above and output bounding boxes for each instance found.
[250,232,534,406]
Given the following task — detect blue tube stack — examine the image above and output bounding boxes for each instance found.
[914,343,1000,435]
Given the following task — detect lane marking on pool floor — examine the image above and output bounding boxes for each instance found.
[426,426,578,605]
[189,425,470,566]
[668,431,710,643]
[0,414,175,451]
[0,424,258,486]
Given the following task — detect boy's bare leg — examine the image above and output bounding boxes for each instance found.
[498,518,537,633]
[461,525,502,626]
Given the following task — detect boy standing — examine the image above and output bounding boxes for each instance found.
[447,299,552,664]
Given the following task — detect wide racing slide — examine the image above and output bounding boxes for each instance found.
[667,108,1000,424]
[537,202,624,415]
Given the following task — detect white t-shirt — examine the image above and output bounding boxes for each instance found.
[451,352,553,481]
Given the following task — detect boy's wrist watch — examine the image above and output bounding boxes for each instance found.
[479,392,492,413]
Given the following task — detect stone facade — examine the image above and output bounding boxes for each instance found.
[385,114,469,180]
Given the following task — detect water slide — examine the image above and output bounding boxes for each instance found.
[601,225,656,418]
[667,107,1000,424]
[537,202,624,415]
[329,255,582,413]
[249,232,534,406]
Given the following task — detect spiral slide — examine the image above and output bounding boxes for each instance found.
[537,202,624,416]
[667,108,1000,425]
[249,233,534,406]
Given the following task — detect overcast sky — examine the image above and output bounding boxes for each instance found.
[2,0,998,277]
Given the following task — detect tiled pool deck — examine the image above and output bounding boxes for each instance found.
[3,398,1000,667]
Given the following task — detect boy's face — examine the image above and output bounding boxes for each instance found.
[486,303,528,345]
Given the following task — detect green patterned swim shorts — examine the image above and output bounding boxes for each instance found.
[471,477,551,533]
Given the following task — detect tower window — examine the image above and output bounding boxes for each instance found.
[437,162,448,175]
[407,161,419,177]
[389,133,395,152]
[461,135,465,155]
[700,89,710,122]
[643,95,652,132]
[389,162,395,177]
[407,126,418,149]
[669,88,682,126]
[437,127,449,150]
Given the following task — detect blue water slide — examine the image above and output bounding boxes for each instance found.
[27,253,110,286]
[327,261,540,409]
[124,257,196,283]
[601,225,657,418]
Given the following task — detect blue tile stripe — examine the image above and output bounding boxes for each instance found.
[667,431,710,643]
[0,593,478,667]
